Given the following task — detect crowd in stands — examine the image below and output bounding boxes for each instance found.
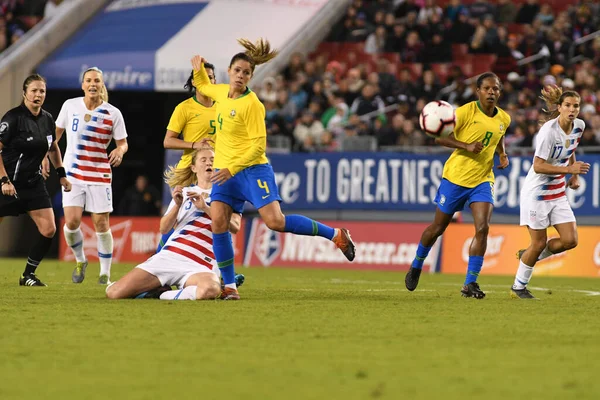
[259,0,600,152]
[0,0,59,53]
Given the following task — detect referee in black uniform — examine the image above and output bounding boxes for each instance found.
[0,74,72,286]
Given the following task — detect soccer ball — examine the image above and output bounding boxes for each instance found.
[419,101,456,138]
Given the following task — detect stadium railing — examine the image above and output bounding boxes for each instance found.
[569,29,600,64]
[0,0,110,115]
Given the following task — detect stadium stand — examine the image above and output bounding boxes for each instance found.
[259,0,600,153]
[0,0,56,53]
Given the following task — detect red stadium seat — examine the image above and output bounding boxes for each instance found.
[451,44,468,59]
[472,54,497,76]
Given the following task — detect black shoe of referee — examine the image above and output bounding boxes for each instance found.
[19,273,47,287]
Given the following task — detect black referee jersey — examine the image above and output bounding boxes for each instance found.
[0,104,56,216]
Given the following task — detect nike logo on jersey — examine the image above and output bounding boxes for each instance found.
[262,195,270,199]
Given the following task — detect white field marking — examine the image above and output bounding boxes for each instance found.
[572,290,600,296]
[330,279,600,296]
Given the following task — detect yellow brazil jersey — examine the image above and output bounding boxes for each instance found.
[443,101,511,188]
[194,66,268,175]
[166,96,217,169]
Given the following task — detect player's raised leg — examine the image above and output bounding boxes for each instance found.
[405,208,453,291]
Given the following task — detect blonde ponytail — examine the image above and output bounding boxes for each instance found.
[100,85,109,102]
[164,164,197,188]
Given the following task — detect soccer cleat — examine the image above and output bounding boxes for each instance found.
[19,273,47,287]
[72,260,88,283]
[235,273,245,288]
[516,249,526,260]
[511,287,537,299]
[405,267,422,291]
[98,274,110,285]
[220,287,240,300]
[333,228,356,262]
[461,282,486,299]
[135,285,171,299]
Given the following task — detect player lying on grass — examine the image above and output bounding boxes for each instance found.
[106,148,241,300]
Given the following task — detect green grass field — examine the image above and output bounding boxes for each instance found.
[1,259,599,400]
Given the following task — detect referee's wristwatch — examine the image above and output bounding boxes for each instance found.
[0,176,10,186]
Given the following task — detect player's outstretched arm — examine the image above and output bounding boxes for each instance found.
[533,156,590,175]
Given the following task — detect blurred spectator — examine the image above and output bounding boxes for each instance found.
[469,0,495,20]
[495,0,517,23]
[448,9,475,44]
[294,110,326,152]
[516,0,540,24]
[117,175,161,216]
[416,70,442,102]
[395,0,420,19]
[385,23,406,52]
[401,30,423,62]
[364,25,386,54]
[580,129,600,147]
[445,0,466,23]
[350,83,386,121]
[417,0,442,25]
[259,77,277,103]
[535,3,554,26]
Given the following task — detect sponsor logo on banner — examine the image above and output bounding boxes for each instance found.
[441,224,600,277]
[266,153,600,215]
[81,65,152,90]
[243,219,440,272]
[59,217,245,264]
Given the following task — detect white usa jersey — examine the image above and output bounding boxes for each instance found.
[56,97,128,185]
[522,117,585,201]
[162,186,215,270]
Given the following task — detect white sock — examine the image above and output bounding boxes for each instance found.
[96,230,113,277]
[513,260,534,290]
[225,283,237,290]
[64,225,86,263]
[538,245,554,261]
[160,286,197,300]
[332,228,339,240]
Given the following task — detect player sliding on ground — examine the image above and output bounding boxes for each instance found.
[106,148,240,300]
[191,38,355,300]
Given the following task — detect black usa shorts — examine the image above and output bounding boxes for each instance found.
[0,176,52,217]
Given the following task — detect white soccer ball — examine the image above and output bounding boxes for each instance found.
[419,100,456,138]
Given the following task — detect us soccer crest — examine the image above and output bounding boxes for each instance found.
[565,139,571,148]
[229,109,236,118]
[84,114,92,122]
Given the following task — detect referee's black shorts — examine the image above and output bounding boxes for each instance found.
[0,176,52,217]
